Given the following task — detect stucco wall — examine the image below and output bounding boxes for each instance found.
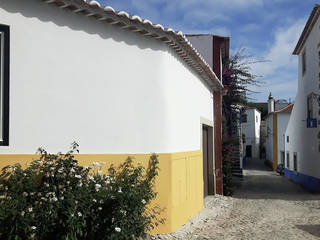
[187,35,213,70]
[0,0,213,154]
[242,109,260,158]
[285,15,320,178]
[277,113,290,164]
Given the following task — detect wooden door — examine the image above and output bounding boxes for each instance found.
[203,126,209,197]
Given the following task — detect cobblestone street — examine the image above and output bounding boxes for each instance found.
[154,158,320,240]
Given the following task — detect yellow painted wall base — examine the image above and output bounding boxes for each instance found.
[0,150,204,234]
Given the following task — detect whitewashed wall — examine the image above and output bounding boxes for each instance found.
[277,113,290,164]
[242,109,260,158]
[187,35,213,70]
[285,16,320,176]
[0,0,214,154]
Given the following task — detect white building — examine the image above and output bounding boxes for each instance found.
[0,0,226,234]
[265,94,293,170]
[285,4,320,191]
[242,108,261,159]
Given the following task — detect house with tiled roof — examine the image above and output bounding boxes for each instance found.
[285,4,320,191]
[265,94,293,170]
[0,0,229,234]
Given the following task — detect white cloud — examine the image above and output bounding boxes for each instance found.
[248,19,306,101]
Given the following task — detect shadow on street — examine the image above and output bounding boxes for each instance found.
[233,158,320,201]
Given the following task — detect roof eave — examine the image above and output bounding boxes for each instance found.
[293,4,320,55]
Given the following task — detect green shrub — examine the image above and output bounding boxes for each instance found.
[0,142,164,240]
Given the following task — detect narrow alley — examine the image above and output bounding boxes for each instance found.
[155,158,320,240]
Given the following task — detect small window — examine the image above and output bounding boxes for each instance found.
[0,25,9,146]
[287,136,289,143]
[242,114,247,123]
[302,50,306,75]
[280,151,285,164]
[318,51,320,67]
[286,152,290,169]
[293,152,298,172]
[307,94,313,118]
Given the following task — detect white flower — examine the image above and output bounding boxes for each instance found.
[0,195,5,199]
[22,192,28,197]
[75,174,81,179]
[118,187,122,193]
[28,207,33,212]
[141,199,146,204]
[92,199,97,203]
[97,170,102,174]
[46,161,53,165]
[52,197,58,202]
[115,227,121,232]
[60,196,64,200]
[88,176,94,180]
[78,182,83,187]
[21,211,25,216]
[70,168,76,173]
[95,184,101,189]
[77,212,82,217]
[31,226,37,230]
[50,167,55,171]
[98,207,102,211]
[75,200,78,204]
[99,200,104,204]
[120,210,127,216]
[58,167,64,173]
[92,162,99,166]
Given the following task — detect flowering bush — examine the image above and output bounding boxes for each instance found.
[0,143,163,240]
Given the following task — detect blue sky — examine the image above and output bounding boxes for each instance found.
[97,0,318,102]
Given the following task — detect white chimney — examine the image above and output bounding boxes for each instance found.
[268,93,275,114]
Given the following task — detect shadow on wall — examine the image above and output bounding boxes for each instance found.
[296,225,320,238]
[1,0,214,93]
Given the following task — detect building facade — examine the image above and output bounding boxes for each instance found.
[265,94,293,170]
[242,108,261,159]
[285,4,320,191]
[0,0,226,234]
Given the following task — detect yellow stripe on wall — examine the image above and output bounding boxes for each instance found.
[0,150,204,234]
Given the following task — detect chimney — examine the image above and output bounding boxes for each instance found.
[268,92,275,114]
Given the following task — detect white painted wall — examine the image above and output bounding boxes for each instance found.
[187,35,213,70]
[242,109,260,158]
[0,0,214,154]
[277,113,290,164]
[285,15,320,175]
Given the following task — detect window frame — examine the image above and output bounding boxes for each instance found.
[0,25,10,146]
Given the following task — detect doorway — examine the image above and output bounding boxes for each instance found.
[202,125,214,197]
[246,145,252,158]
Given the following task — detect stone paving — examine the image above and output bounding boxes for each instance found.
[152,158,320,240]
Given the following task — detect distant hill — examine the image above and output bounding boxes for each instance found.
[247,102,268,120]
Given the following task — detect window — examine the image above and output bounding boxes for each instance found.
[287,135,289,143]
[242,114,247,123]
[307,94,313,118]
[0,25,9,146]
[286,152,290,169]
[242,134,246,143]
[302,50,306,75]
[293,152,298,172]
[318,51,320,67]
